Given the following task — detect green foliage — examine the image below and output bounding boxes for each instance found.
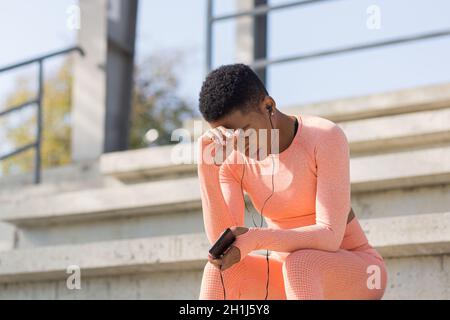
[129,51,196,148]
[0,50,195,177]
[0,58,73,176]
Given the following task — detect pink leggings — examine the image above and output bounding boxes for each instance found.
[199,248,388,300]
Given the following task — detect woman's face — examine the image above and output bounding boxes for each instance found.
[209,108,272,160]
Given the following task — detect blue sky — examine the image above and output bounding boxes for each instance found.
[138,0,450,108]
[1,0,450,109]
[0,0,450,156]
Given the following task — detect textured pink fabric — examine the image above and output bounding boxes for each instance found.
[197,114,388,300]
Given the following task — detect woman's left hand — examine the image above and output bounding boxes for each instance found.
[207,226,249,271]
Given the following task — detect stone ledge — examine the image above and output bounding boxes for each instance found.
[361,211,450,258]
[0,177,201,227]
[351,145,450,192]
[283,82,450,122]
[340,107,450,154]
[0,160,114,203]
[2,146,450,227]
[100,143,195,183]
[0,212,449,283]
[0,233,209,283]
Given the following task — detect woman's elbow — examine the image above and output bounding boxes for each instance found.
[319,228,344,252]
[314,237,340,252]
[320,242,341,252]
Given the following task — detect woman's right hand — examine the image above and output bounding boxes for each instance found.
[198,126,238,166]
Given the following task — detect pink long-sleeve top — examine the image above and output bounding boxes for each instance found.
[197,113,382,262]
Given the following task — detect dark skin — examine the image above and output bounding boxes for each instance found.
[205,96,298,271]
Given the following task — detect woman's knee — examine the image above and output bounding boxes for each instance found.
[202,259,247,283]
[200,260,248,299]
[203,261,218,273]
[199,262,226,299]
[201,261,220,283]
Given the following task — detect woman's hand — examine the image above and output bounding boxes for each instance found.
[207,226,249,271]
[198,126,236,166]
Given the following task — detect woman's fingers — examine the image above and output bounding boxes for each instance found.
[200,125,251,164]
[199,127,228,165]
[216,126,234,140]
[207,245,240,271]
[203,126,245,149]
[230,226,249,236]
[220,247,239,271]
[211,258,222,269]
[208,254,223,269]
[211,126,234,146]
[203,126,231,148]
[205,130,224,145]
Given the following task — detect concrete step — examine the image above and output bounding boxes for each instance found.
[351,143,450,192]
[8,183,450,249]
[0,232,208,284]
[352,183,450,220]
[102,107,450,182]
[0,212,449,299]
[0,160,122,252]
[0,160,120,203]
[283,82,450,122]
[5,183,449,250]
[2,144,450,248]
[0,176,202,227]
[100,143,195,183]
[340,107,450,155]
[359,211,450,257]
[4,144,450,225]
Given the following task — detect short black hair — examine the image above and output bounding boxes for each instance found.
[198,63,269,122]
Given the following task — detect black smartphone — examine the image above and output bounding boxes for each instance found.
[209,228,236,259]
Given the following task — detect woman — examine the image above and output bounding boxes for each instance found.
[197,63,388,300]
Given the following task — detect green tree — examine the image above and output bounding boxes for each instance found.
[0,58,73,176]
[0,49,195,177]
[130,50,195,148]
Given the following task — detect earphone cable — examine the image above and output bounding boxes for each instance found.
[219,265,226,299]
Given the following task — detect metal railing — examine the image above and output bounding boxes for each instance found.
[0,46,84,184]
[206,0,450,77]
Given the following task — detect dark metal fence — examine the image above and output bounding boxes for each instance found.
[0,46,84,184]
[206,0,450,77]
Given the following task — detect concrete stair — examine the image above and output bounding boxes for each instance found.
[1,82,450,299]
[0,159,119,252]
[0,212,449,298]
[1,145,450,248]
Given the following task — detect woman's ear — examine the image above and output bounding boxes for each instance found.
[259,97,275,116]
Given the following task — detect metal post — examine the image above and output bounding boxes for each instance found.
[35,60,44,184]
[105,0,139,153]
[253,0,268,84]
[206,0,213,74]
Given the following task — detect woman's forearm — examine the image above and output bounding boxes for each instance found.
[197,141,245,246]
[232,222,347,261]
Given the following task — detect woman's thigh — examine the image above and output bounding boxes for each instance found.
[282,248,388,300]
